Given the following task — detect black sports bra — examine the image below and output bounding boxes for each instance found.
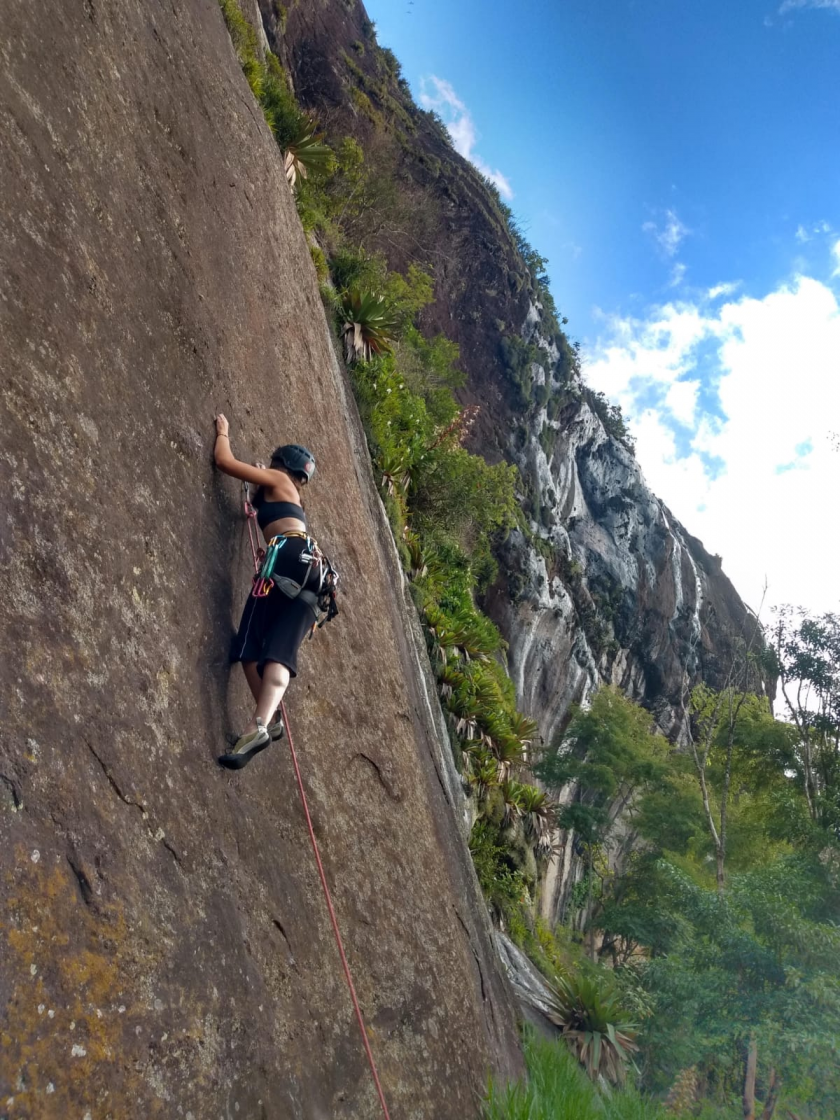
[253,490,307,530]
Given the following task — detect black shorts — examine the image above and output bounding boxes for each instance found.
[230,536,320,677]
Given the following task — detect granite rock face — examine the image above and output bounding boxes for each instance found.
[486,307,766,922]
[0,2,522,1116]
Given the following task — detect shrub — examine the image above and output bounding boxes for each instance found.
[483,1030,667,1120]
[469,819,531,927]
[553,972,639,1085]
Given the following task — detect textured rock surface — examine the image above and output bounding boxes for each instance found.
[0,2,523,1116]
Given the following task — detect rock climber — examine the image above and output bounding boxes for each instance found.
[213,412,337,770]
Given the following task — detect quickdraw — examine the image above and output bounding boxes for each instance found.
[252,534,287,598]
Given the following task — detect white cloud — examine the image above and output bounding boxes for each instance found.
[419,76,514,200]
[665,379,699,426]
[586,275,840,615]
[708,281,741,300]
[780,0,840,13]
[643,209,690,257]
[669,262,688,288]
[832,237,840,276]
[794,219,834,245]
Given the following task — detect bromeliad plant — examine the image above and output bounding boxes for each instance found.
[551,973,639,1086]
[340,290,400,363]
[282,117,335,188]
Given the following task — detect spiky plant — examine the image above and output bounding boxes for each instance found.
[425,610,463,666]
[340,290,399,363]
[517,785,555,844]
[377,449,411,502]
[463,746,501,799]
[402,528,426,580]
[552,973,639,1086]
[425,606,499,665]
[436,663,465,703]
[282,117,334,188]
[498,779,527,826]
[509,711,540,761]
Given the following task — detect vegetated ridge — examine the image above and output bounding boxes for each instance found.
[265,0,770,919]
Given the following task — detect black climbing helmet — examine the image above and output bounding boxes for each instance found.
[271,443,316,484]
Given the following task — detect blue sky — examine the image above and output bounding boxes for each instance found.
[365,0,840,615]
[367,0,839,335]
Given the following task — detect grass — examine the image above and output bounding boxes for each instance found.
[484,1031,669,1120]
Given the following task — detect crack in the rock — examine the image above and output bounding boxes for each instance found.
[353,752,401,802]
[67,854,95,907]
[85,741,181,866]
[85,740,145,813]
[271,917,296,966]
[1,773,21,810]
[454,908,487,1003]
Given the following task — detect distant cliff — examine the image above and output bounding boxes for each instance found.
[267,0,768,918]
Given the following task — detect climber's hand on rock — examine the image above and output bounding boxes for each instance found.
[215,413,230,437]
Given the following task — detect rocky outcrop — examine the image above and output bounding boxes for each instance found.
[494,392,762,745]
[271,0,764,730]
[488,340,765,922]
[0,2,523,1116]
[272,0,768,924]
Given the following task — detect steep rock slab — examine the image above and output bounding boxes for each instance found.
[0,2,522,1116]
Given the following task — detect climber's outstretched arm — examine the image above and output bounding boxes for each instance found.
[213,413,284,489]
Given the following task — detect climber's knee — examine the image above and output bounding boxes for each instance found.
[261,660,290,689]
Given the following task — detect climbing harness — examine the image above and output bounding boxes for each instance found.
[244,483,339,629]
[239,484,390,1118]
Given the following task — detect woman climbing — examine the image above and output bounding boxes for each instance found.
[213,412,337,770]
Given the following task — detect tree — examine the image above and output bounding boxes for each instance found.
[636,857,840,1117]
[535,688,671,957]
[771,607,840,837]
[688,686,789,893]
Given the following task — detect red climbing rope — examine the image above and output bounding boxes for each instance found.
[280,700,393,1120]
[239,489,390,1116]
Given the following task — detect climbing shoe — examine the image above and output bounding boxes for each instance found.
[218,720,270,770]
[224,712,284,747]
[267,712,285,742]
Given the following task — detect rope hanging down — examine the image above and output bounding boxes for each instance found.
[241,483,391,1119]
[280,699,392,1120]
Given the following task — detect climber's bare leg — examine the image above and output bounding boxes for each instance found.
[242,660,261,704]
[241,661,290,734]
